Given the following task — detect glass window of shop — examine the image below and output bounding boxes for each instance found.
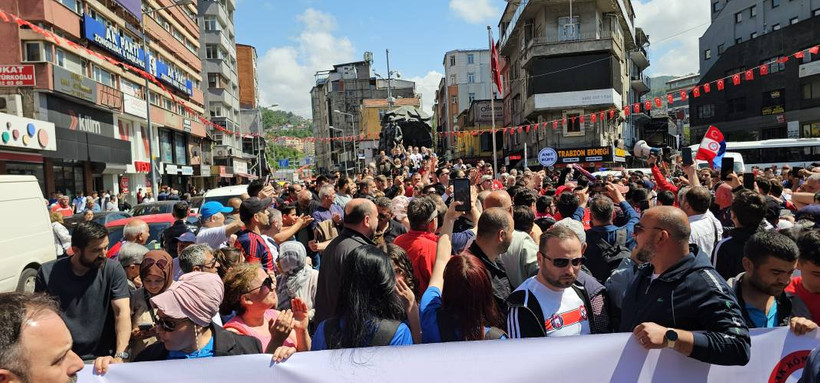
[174,132,188,165]
[52,161,85,196]
[160,130,174,163]
[159,129,189,165]
[5,163,45,196]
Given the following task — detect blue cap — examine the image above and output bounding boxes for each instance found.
[200,201,233,220]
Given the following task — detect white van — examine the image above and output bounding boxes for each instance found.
[202,184,249,208]
[0,175,57,292]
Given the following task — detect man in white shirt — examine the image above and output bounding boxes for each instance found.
[507,225,598,338]
[195,201,244,249]
[680,186,722,257]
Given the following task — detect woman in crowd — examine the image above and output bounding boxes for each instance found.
[214,247,244,280]
[384,243,418,302]
[276,241,318,319]
[129,250,174,359]
[391,196,411,231]
[83,209,94,222]
[50,212,71,257]
[420,201,506,343]
[221,263,310,354]
[312,245,418,350]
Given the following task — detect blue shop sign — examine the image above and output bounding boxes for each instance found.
[82,14,193,96]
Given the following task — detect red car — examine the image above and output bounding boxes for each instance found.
[105,213,197,252]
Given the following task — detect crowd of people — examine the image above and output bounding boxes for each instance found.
[4,144,820,382]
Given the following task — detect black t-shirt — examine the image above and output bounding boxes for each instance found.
[35,258,130,360]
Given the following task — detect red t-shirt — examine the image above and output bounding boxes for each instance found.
[394,230,439,295]
[51,205,74,217]
[785,276,820,321]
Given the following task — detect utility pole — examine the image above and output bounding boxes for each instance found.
[386,49,393,108]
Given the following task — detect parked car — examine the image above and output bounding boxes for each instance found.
[106,212,200,249]
[131,201,178,216]
[0,176,57,292]
[63,211,132,234]
[202,185,248,208]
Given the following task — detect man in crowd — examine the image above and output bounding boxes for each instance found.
[335,177,355,208]
[273,205,314,245]
[196,201,245,249]
[373,196,407,246]
[177,244,218,276]
[311,184,344,235]
[395,196,440,294]
[787,230,820,321]
[161,201,191,258]
[484,191,539,289]
[620,206,751,366]
[235,197,276,274]
[714,189,767,280]
[681,186,723,257]
[0,292,85,382]
[584,184,640,283]
[462,207,515,316]
[508,225,609,338]
[72,191,86,213]
[106,219,149,259]
[51,195,74,217]
[314,198,378,325]
[117,242,149,291]
[223,197,243,225]
[35,222,131,362]
[728,231,818,334]
[432,168,450,197]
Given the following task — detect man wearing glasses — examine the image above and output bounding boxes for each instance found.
[620,206,751,366]
[507,225,604,338]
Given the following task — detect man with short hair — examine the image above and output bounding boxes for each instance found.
[117,242,149,291]
[714,189,767,280]
[334,177,355,208]
[234,197,276,274]
[432,168,450,197]
[483,191,539,289]
[177,243,217,275]
[0,292,85,382]
[51,195,74,217]
[314,198,379,324]
[460,207,515,316]
[728,231,818,334]
[584,184,640,283]
[311,184,344,233]
[373,196,407,246]
[35,222,131,362]
[786,230,820,322]
[223,197,243,225]
[106,218,149,259]
[508,225,609,337]
[620,206,751,366]
[681,186,723,257]
[161,201,191,258]
[195,201,244,249]
[395,196,440,294]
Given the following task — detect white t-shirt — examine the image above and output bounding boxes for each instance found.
[508,277,591,338]
[196,225,228,249]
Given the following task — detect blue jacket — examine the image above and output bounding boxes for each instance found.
[587,201,641,250]
[620,246,751,366]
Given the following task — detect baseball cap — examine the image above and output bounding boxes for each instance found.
[177,232,196,243]
[240,197,273,222]
[200,201,233,220]
[150,272,223,327]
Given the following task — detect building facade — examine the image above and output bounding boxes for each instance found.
[497,0,650,168]
[690,14,820,143]
[663,74,700,147]
[236,43,258,110]
[0,0,205,201]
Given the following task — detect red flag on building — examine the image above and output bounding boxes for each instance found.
[553,121,559,129]
[591,113,596,123]
[693,86,701,98]
[490,36,503,95]
[680,90,688,101]
[654,98,662,108]
[644,100,652,110]
[745,70,754,81]
[667,94,674,104]
[609,110,615,119]
[717,79,725,90]
[704,83,711,93]
[732,73,741,85]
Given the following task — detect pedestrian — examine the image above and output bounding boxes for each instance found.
[195,201,244,250]
[234,197,276,274]
[161,202,191,258]
[50,212,72,257]
[276,241,319,318]
[128,250,174,359]
[787,230,820,321]
[117,242,149,291]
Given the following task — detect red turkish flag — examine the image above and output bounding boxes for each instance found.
[732,73,741,85]
[759,64,769,76]
[579,115,585,124]
[654,98,662,108]
[717,79,725,90]
[591,113,597,123]
[623,106,630,116]
[599,112,605,121]
[810,46,819,55]
[704,83,711,93]
[553,121,559,130]
[693,86,701,98]
[667,94,674,104]
[744,70,754,81]
[680,90,687,101]
[633,103,640,114]
[472,130,479,136]
[503,128,508,134]
[525,125,531,133]
[609,110,615,119]
[644,100,652,110]
[795,51,805,59]
[778,56,789,64]
[562,118,567,126]
[517,126,523,134]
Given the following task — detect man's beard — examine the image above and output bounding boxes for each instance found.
[749,273,787,297]
[635,246,654,264]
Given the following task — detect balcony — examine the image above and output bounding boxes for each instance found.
[208,88,234,107]
[203,30,236,58]
[204,1,231,28]
[630,47,650,70]
[205,58,232,81]
[521,31,624,68]
[630,74,650,94]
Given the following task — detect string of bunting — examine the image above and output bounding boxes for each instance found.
[1,9,816,145]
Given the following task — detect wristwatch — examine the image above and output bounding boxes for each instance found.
[113,351,130,359]
[664,329,678,349]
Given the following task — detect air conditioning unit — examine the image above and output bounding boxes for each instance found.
[0,95,22,117]
[216,149,225,157]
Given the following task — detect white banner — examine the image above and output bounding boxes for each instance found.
[78,328,820,382]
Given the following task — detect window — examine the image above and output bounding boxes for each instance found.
[92,65,113,87]
[468,93,475,102]
[204,16,218,31]
[763,57,785,73]
[736,37,743,44]
[718,43,725,55]
[449,74,456,85]
[120,78,143,98]
[771,0,780,8]
[803,80,820,100]
[558,16,580,41]
[449,55,455,66]
[735,12,742,23]
[159,130,174,163]
[186,40,197,54]
[727,97,746,114]
[206,44,219,59]
[713,1,722,12]
[55,48,81,73]
[751,32,758,39]
[452,96,457,104]
[467,54,474,64]
[467,72,475,83]
[23,42,51,62]
[150,92,160,106]
[157,15,171,31]
[790,17,798,25]
[174,132,187,165]
[772,23,781,31]
[172,28,184,42]
[209,104,223,117]
[55,0,81,13]
[815,9,820,16]
[208,73,221,88]
[705,49,712,60]
[698,104,715,118]
[565,113,581,133]
[163,97,175,111]
[751,5,757,16]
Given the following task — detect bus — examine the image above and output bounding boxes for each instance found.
[689,138,820,170]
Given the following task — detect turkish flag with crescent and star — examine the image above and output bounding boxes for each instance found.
[695,126,727,170]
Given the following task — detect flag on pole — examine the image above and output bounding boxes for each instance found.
[695,125,727,170]
[490,36,503,95]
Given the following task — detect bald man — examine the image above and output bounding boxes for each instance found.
[107,219,150,258]
[461,207,516,315]
[621,206,751,366]
[483,191,539,289]
[314,198,379,325]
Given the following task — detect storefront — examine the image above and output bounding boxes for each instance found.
[0,112,57,196]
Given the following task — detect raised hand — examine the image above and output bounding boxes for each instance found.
[269,309,294,342]
[291,297,310,331]
[395,278,416,313]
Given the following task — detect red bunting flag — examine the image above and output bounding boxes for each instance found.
[609,110,615,119]
[717,79,725,90]
[644,100,652,110]
[623,106,630,116]
[692,86,700,98]
[591,113,596,123]
[795,51,805,59]
[517,126,523,134]
[759,64,769,76]
[680,90,687,101]
[704,83,711,93]
[745,70,754,81]
[667,94,674,104]
[778,56,789,64]
[732,73,741,85]
[810,46,819,55]
[633,103,640,114]
[525,125,531,133]
[579,115,585,124]
[553,121,559,129]
[599,112,605,121]
[503,128,508,134]
[654,98,662,108]
[562,118,567,126]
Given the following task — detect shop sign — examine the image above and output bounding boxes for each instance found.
[45,95,115,137]
[0,65,35,86]
[119,176,129,190]
[234,160,248,175]
[554,146,625,164]
[0,112,56,151]
[134,161,151,173]
[762,89,785,116]
[98,83,123,110]
[180,166,194,176]
[123,93,148,119]
[53,66,96,103]
[166,164,179,174]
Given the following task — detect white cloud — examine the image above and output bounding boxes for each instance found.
[257,8,355,117]
[449,0,499,24]
[634,0,710,76]
[406,71,444,116]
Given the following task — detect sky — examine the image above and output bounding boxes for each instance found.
[234,0,711,118]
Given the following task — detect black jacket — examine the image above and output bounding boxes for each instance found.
[728,272,792,328]
[134,325,262,361]
[314,228,376,325]
[713,222,766,280]
[465,242,512,321]
[620,246,751,366]
[161,220,190,258]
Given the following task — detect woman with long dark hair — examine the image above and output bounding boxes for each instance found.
[420,201,506,343]
[311,245,417,350]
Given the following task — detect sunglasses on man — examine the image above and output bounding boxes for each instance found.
[541,253,585,268]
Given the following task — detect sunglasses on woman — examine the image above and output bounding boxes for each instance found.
[155,316,189,332]
[542,254,585,268]
[244,276,274,294]
[142,258,169,269]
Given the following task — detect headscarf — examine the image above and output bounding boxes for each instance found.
[140,250,174,295]
[151,272,224,327]
[277,241,309,300]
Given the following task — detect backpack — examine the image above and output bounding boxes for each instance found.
[323,317,400,349]
[506,284,595,338]
[436,308,506,342]
[584,228,632,284]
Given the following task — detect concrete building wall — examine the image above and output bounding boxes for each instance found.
[236,44,258,109]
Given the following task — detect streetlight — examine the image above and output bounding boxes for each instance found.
[141,0,193,198]
[256,103,278,177]
[333,110,359,174]
[328,126,347,177]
